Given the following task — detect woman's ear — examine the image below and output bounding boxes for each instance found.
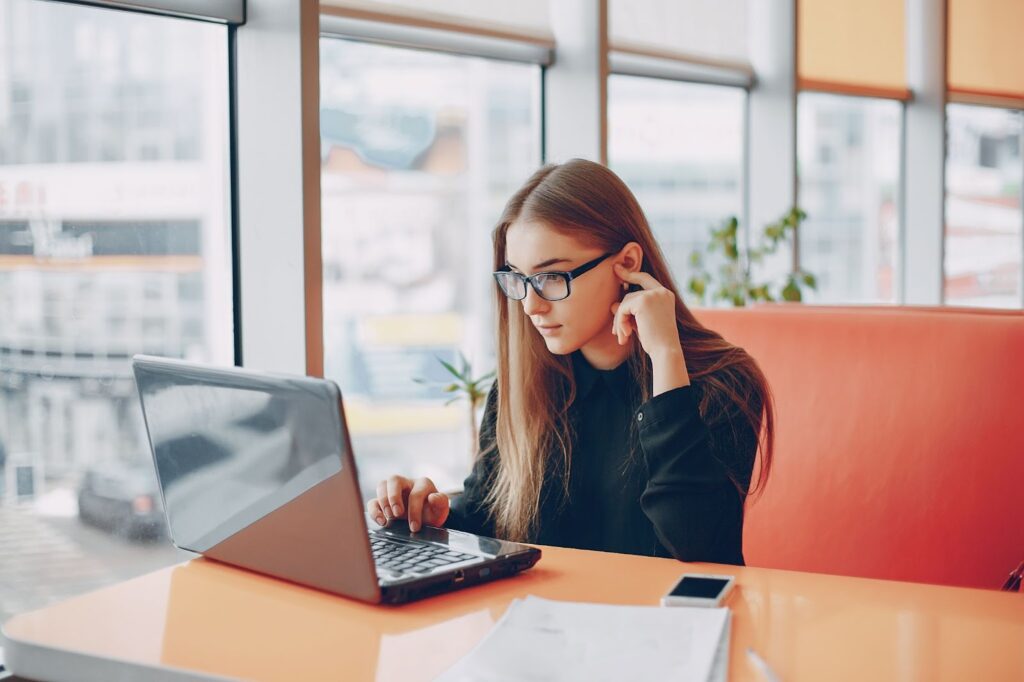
[617,242,644,273]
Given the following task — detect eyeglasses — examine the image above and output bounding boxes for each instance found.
[493,252,615,302]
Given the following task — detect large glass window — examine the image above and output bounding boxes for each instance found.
[319,39,541,501]
[797,92,902,303]
[944,104,1023,308]
[0,0,231,629]
[608,76,745,285]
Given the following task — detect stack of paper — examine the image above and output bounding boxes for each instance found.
[436,596,731,682]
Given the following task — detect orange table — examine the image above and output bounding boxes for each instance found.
[4,545,1023,681]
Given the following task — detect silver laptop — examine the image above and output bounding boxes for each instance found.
[132,355,541,605]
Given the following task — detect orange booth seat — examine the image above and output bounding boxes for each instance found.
[693,304,1024,590]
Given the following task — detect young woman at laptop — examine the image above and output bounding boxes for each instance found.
[366,159,774,566]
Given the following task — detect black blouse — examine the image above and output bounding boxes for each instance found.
[446,350,759,565]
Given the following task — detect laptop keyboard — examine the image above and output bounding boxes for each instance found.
[370,534,477,574]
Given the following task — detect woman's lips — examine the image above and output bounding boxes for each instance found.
[536,324,562,336]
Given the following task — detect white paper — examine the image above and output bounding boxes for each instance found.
[435,596,730,682]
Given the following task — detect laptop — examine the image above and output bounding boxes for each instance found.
[131,355,541,605]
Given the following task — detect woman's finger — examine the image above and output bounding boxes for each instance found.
[610,301,623,344]
[386,476,407,518]
[406,479,432,532]
[366,498,386,526]
[376,480,392,520]
[612,297,635,345]
[425,493,450,526]
[613,264,663,291]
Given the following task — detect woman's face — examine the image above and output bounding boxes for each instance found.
[504,220,637,362]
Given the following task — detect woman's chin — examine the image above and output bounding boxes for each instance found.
[540,335,577,355]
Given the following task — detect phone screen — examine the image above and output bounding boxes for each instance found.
[670,576,729,599]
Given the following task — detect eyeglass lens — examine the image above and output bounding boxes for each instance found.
[495,272,569,301]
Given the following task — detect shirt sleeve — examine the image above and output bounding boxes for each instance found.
[445,384,499,537]
[635,383,759,565]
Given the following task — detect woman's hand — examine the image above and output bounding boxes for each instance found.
[366,475,450,533]
[611,264,690,394]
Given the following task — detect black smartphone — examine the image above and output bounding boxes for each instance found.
[661,574,735,607]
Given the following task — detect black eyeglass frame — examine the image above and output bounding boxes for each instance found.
[493,252,616,301]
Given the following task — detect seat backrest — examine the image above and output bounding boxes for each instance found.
[693,305,1024,589]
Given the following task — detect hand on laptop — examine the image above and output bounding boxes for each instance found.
[367,476,450,533]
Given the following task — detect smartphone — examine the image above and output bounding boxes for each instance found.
[660,573,735,607]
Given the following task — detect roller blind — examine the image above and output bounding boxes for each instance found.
[797,0,907,99]
[320,0,553,46]
[609,0,750,68]
[49,0,243,24]
[948,0,1024,106]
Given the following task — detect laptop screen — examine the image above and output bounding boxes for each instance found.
[133,358,346,553]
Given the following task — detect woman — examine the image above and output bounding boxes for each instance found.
[366,159,774,565]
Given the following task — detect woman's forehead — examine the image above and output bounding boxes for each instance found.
[505,220,592,262]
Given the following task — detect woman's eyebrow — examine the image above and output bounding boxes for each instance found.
[506,257,572,271]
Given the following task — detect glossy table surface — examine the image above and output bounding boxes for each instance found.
[4,544,1023,681]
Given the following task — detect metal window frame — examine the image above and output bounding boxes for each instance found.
[747,0,797,285]
[544,0,608,164]
[227,26,243,365]
[234,0,322,375]
[40,0,244,24]
[903,0,946,306]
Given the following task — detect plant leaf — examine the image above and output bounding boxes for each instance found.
[781,279,801,302]
[437,357,464,381]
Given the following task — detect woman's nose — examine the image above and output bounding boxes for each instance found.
[520,285,550,315]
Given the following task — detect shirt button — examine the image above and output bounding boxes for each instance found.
[637,412,644,423]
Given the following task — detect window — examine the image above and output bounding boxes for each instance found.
[944,104,1023,308]
[797,93,902,303]
[607,76,745,285]
[0,0,232,628]
[319,39,541,501]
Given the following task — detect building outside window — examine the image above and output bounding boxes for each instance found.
[319,38,542,501]
[0,0,232,629]
[797,92,902,304]
[608,76,745,291]
[944,104,1023,308]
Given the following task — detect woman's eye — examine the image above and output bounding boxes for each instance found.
[534,274,562,288]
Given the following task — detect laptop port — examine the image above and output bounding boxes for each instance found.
[453,569,465,583]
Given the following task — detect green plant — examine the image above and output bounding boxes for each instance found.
[414,353,494,462]
[687,207,818,306]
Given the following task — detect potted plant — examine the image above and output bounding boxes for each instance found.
[414,353,494,464]
[687,207,818,306]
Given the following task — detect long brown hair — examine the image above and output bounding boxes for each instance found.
[481,159,775,542]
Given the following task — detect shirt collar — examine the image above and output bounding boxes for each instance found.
[571,350,632,400]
